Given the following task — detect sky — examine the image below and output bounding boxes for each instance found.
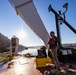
[0,0,76,47]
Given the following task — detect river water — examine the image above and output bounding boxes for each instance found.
[18,48,48,56]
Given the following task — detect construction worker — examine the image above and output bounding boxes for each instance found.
[48,31,60,70]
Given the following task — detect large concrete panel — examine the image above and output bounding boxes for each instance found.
[9,0,50,47]
[9,0,32,7]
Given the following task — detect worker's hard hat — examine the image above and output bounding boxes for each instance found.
[50,31,55,34]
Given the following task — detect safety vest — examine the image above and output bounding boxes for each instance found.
[48,38,55,44]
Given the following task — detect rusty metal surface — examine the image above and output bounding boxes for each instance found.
[0,56,76,75]
[0,56,42,75]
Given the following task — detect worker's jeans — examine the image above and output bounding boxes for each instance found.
[49,47,60,68]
